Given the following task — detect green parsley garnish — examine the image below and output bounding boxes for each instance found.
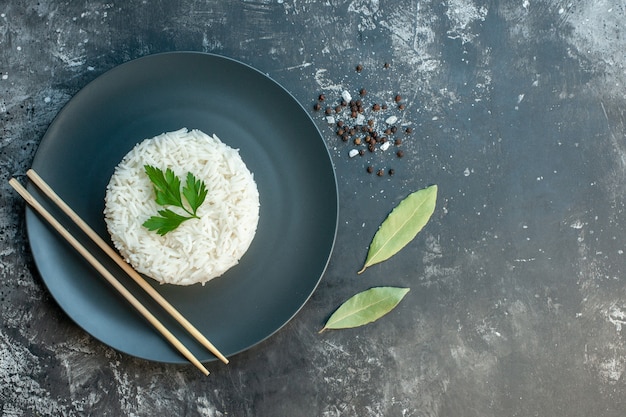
[142,165,208,235]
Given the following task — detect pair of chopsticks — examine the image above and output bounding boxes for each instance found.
[9,169,228,375]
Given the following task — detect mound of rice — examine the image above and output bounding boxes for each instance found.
[104,128,260,286]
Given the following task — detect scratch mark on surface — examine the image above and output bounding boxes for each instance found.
[607,304,626,332]
[314,68,344,92]
[51,50,86,67]
[277,61,312,71]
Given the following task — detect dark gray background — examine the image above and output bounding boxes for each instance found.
[2,1,626,416]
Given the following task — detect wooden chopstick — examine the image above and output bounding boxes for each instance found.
[9,177,212,375]
[25,169,229,365]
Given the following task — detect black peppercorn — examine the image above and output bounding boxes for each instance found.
[397,150,404,158]
[383,62,390,68]
[394,138,402,146]
[354,137,362,145]
[356,64,363,72]
[372,103,380,111]
[319,94,326,101]
[377,169,385,176]
[395,95,402,102]
[367,166,374,173]
[398,103,405,110]
[325,107,332,115]
[391,126,398,134]
[359,149,365,156]
[405,127,412,134]
[389,169,395,176]
[359,88,367,96]
[313,103,321,111]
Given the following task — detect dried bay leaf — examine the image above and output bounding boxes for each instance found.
[320,287,410,332]
[358,184,437,274]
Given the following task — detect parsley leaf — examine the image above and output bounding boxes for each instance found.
[142,165,208,235]
[182,171,208,216]
[143,209,193,236]
[144,165,183,208]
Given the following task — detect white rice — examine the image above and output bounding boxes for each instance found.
[104,128,260,286]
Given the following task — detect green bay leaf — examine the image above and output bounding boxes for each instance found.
[320,287,410,332]
[358,184,437,274]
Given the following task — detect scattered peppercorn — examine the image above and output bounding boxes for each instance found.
[311,70,419,178]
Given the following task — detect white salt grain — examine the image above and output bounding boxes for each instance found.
[385,115,398,125]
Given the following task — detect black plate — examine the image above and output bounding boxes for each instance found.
[26,52,338,363]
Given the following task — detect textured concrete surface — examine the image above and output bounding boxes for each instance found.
[2,0,626,416]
